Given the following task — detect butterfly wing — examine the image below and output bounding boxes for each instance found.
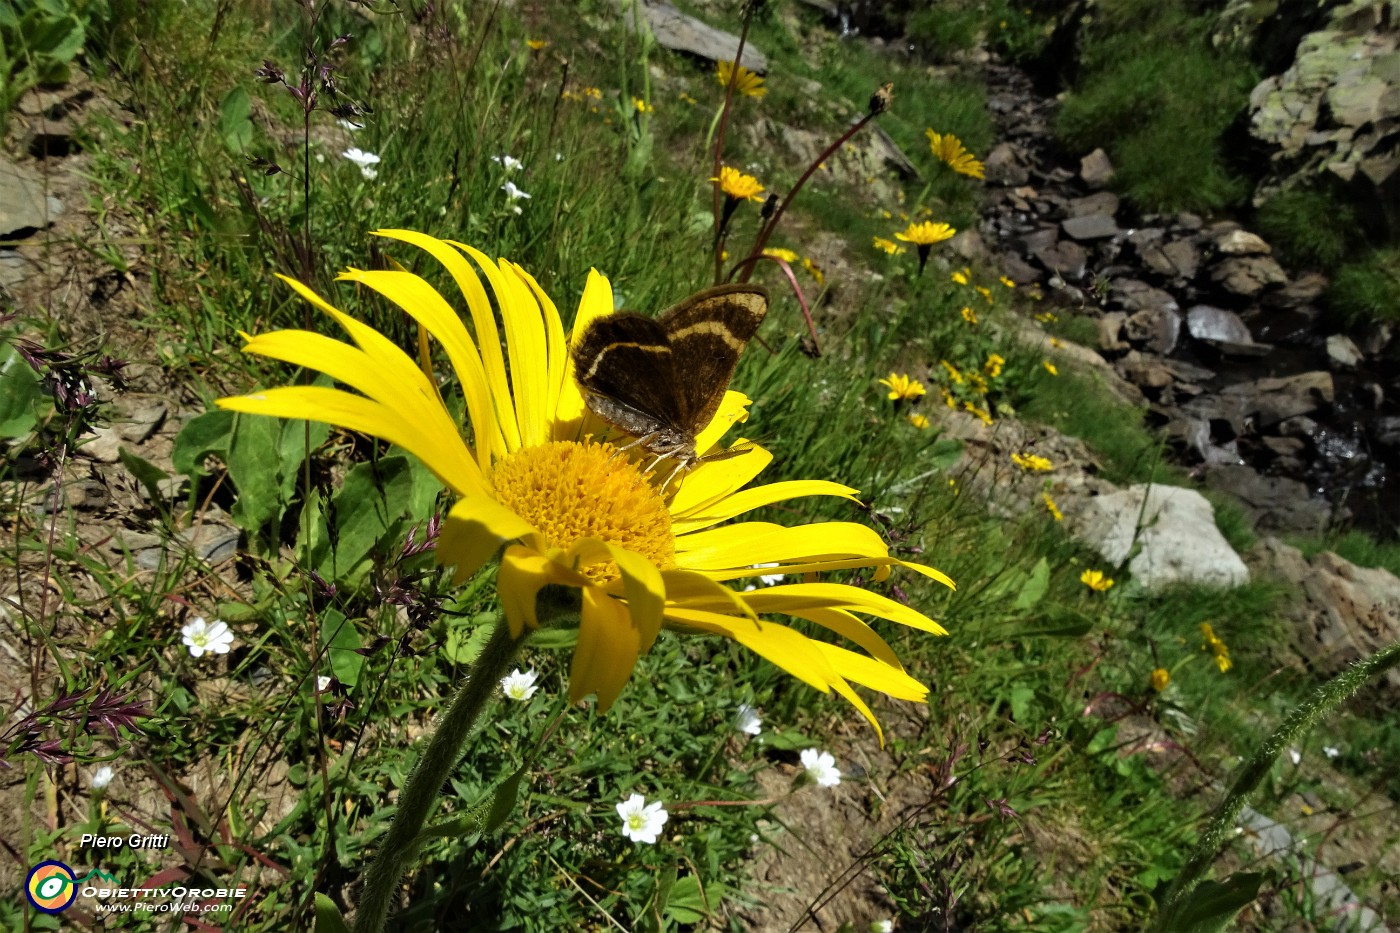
[658,285,768,433]
[572,312,686,434]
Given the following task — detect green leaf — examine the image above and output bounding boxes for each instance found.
[312,455,422,585]
[218,86,253,153]
[665,875,720,924]
[1161,873,1264,933]
[171,409,234,476]
[117,447,170,506]
[1013,557,1050,610]
[483,767,526,834]
[1020,606,1094,638]
[276,417,332,504]
[313,893,351,933]
[0,342,46,437]
[1009,685,1035,723]
[924,437,963,471]
[319,609,364,687]
[226,412,284,536]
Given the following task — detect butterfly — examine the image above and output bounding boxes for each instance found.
[571,284,769,490]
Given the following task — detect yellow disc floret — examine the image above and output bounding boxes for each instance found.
[490,441,675,583]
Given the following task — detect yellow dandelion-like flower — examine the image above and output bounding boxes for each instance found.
[1034,311,1058,324]
[583,86,603,100]
[762,247,800,263]
[1011,452,1053,473]
[925,130,985,180]
[975,285,993,303]
[908,413,930,430]
[1043,360,1059,376]
[1151,668,1170,691]
[951,268,971,285]
[712,166,765,202]
[939,360,964,385]
[679,91,698,106]
[1050,337,1063,348]
[999,275,1015,288]
[881,209,893,220]
[217,232,953,738]
[879,372,927,402]
[1081,569,1114,592]
[1200,623,1232,673]
[984,354,1005,378]
[940,388,956,409]
[717,60,767,98]
[632,97,653,114]
[873,237,904,255]
[894,221,956,247]
[1042,492,1063,522]
[960,306,978,325]
[526,39,549,50]
[802,257,825,287]
[967,372,988,394]
[964,402,993,426]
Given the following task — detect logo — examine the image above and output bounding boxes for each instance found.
[26,861,78,913]
[572,285,768,490]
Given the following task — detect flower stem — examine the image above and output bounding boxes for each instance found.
[352,619,526,932]
[1152,639,1400,929]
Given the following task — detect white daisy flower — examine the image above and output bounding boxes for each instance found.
[615,793,668,844]
[734,704,762,736]
[500,668,540,701]
[181,617,235,658]
[800,748,841,787]
[341,147,381,179]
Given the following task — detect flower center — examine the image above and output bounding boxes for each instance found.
[490,441,676,584]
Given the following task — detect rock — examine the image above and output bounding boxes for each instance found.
[1211,255,1288,297]
[1324,75,1395,128]
[624,0,767,71]
[1357,320,1392,355]
[1139,238,1201,280]
[1016,226,1060,254]
[0,250,35,291]
[1032,239,1088,280]
[76,427,122,463]
[1375,415,1400,450]
[178,523,241,564]
[866,124,921,180]
[1186,305,1253,344]
[1248,538,1400,701]
[1098,312,1129,352]
[984,142,1031,186]
[1066,191,1120,218]
[115,399,168,443]
[1261,435,1307,458]
[1220,371,1335,428]
[1070,484,1249,591]
[1262,272,1328,309]
[24,114,79,158]
[1216,229,1273,255]
[1112,280,1180,316]
[1061,213,1119,241]
[1079,147,1115,188]
[1325,333,1363,369]
[996,251,1040,284]
[1202,464,1331,533]
[0,156,64,237]
[1124,306,1182,355]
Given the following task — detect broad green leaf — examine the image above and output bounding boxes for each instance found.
[483,767,526,834]
[218,86,253,153]
[312,455,420,584]
[276,417,332,504]
[1009,684,1035,723]
[319,609,364,687]
[1161,873,1264,933]
[313,893,351,933]
[226,412,283,535]
[1013,557,1050,610]
[171,409,234,476]
[117,447,170,507]
[0,342,46,437]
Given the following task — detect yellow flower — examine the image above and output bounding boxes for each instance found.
[939,360,963,384]
[1080,569,1114,592]
[951,267,971,285]
[717,60,767,98]
[879,372,927,402]
[975,285,993,303]
[526,39,549,50]
[1049,337,1063,348]
[964,402,993,426]
[925,130,986,179]
[1151,668,1170,692]
[802,257,825,286]
[632,97,653,114]
[712,166,765,202]
[940,388,956,409]
[873,237,904,255]
[679,91,698,106]
[999,276,1015,288]
[583,86,602,100]
[894,221,956,247]
[1010,452,1053,472]
[218,233,954,738]
[1034,311,1058,324]
[762,247,800,263]
[984,354,1005,378]
[908,413,930,430]
[960,306,978,325]
[1200,623,1232,673]
[966,372,988,395]
[1042,360,1059,376]
[1042,492,1062,522]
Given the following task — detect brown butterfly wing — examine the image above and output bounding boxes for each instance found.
[572,312,685,432]
[657,285,768,433]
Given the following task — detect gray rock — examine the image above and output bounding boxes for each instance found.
[1216,229,1272,255]
[1203,465,1331,533]
[1186,305,1252,344]
[624,0,767,71]
[984,142,1030,186]
[996,251,1040,284]
[1263,271,1328,308]
[176,523,241,564]
[1079,147,1115,188]
[1016,226,1059,254]
[1071,484,1249,591]
[1061,213,1119,240]
[1098,312,1129,352]
[1211,254,1288,297]
[0,249,35,291]
[0,156,64,236]
[1066,191,1120,218]
[115,399,168,443]
[1140,238,1200,280]
[76,427,123,463]
[1375,415,1400,450]
[1124,306,1182,355]
[1032,239,1088,280]
[1325,333,1363,368]
[1220,371,1334,428]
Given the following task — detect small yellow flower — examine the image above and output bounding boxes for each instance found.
[908,413,930,430]
[879,373,927,402]
[1049,337,1064,348]
[925,130,986,179]
[1000,276,1015,288]
[873,237,904,255]
[1010,452,1053,473]
[526,39,549,50]
[1080,569,1114,592]
[966,372,988,394]
[964,402,993,426]
[717,60,767,98]
[975,285,993,303]
[583,86,603,100]
[712,166,765,202]
[881,209,893,220]
[679,91,698,105]
[802,257,825,286]
[984,354,1005,378]
[632,96,653,114]
[939,360,963,384]
[1151,668,1170,692]
[762,247,800,263]
[951,268,971,285]
[1042,492,1062,522]
[894,221,956,247]
[1034,311,1058,324]
[960,306,978,325]
[1042,361,1059,376]
[1200,623,1232,673]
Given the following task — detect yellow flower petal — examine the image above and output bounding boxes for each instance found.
[573,587,644,709]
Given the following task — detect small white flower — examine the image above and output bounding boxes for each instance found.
[1288,748,1301,765]
[871,921,894,933]
[491,154,523,171]
[1323,746,1340,759]
[316,676,332,693]
[337,117,362,131]
[501,180,532,202]
[615,793,668,844]
[800,748,841,787]
[341,147,381,179]
[181,617,235,658]
[500,668,539,701]
[91,766,114,791]
[734,704,762,736]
